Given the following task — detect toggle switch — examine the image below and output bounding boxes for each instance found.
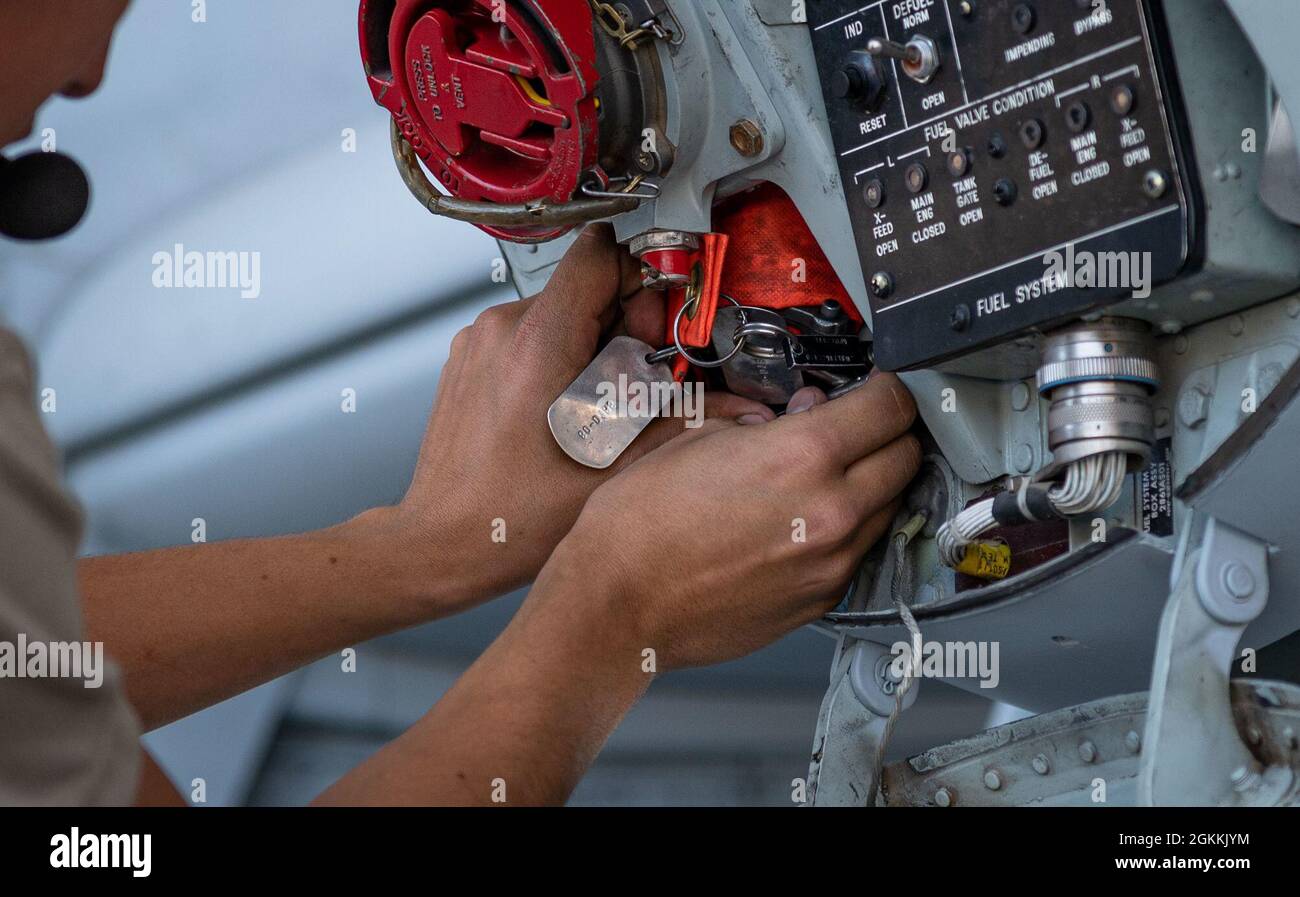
[867,35,941,85]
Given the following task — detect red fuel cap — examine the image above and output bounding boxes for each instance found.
[360,0,603,241]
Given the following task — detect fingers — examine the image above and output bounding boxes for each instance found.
[705,391,778,422]
[785,386,828,416]
[617,388,777,465]
[621,287,667,346]
[782,373,917,471]
[842,434,923,517]
[802,502,900,623]
[520,225,636,362]
[843,501,904,583]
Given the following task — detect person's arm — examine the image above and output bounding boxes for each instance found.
[80,225,774,731]
[313,548,649,806]
[316,374,920,805]
[79,510,467,731]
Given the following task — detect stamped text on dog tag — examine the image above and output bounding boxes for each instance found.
[548,336,676,469]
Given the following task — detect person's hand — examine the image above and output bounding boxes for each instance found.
[541,375,920,671]
[370,225,775,613]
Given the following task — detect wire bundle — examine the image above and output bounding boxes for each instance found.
[937,451,1129,570]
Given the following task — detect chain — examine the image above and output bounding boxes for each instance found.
[587,1,668,50]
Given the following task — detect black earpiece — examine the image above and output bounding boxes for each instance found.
[0,151,90,241]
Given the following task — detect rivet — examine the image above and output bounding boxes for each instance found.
[870,271,895,299]
[1222,562,1256,601]
[934,786,954,807]
[949,303,971,332]
[1011,382,1031,411]
[1032,753,1051,775]
[1078,741,1097,763]
[1125,730,1142,754]
[1143,169,1169,199]
[1013,444,1034,473]
[983,770,1003,791]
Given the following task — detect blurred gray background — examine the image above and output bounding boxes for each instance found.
[0,0,999,805]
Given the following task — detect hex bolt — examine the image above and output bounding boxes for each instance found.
[1078,741,1098,764]
[1031,753,1051,775]
[1178,384,1212,429]
[1143,169,1169,199]
[1125,730,1142,754]
[983,770,1003,791]
[934,787,954,807]
[730,120,765,157]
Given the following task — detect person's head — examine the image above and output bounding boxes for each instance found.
[0,1,132,147]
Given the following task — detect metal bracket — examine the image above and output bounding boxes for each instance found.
[1138,517,1294,805]
[808,639,918,806]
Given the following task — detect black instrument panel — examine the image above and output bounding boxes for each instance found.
[809,0,1196,370]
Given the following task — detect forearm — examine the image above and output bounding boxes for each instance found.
[80,507,473,730]
[314,544,650,806]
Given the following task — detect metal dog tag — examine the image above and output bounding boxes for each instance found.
[548,336,676,469]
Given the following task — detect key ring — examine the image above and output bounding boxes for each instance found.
[732,319,799,345]
[672,294,745,369]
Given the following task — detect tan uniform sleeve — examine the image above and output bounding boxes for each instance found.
[0,327,140,806]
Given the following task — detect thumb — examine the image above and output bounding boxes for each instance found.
[524,224,640,362]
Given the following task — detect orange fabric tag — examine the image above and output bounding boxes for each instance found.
[681,233,728,348]
[714,183,863,323]
[666,233,728,381]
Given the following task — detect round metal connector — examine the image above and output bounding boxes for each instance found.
[1037,318,1160,470]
